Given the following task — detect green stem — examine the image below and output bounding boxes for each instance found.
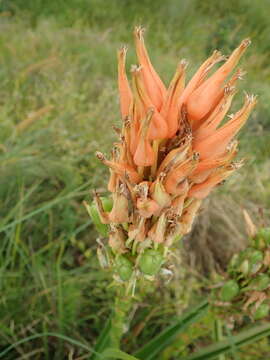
[109,287,133,349]
[214,319,226,360]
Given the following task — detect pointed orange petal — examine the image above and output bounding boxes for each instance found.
[134,109,155,166]
[157,134,192,174]
[193,94,256,159]
[179,50,225,110]
[118,46,132,119]
[189,142,238,183]
[134,26,166,110]
[148,212,167,243]
[180,199,202,234]
[109,194,130,223]
[188,163,241,199]
[108,169,118,192]
[164,155,198,195]
[161,60,187,138]
[129,104,140,155]
[131,66,168,140]
[193,86,236,143]
[186,39,251,123]
[96,151,142,184]
[171,192,187,216]
[137,198,160,218]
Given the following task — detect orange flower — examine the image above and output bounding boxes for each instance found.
[93,28,256,268]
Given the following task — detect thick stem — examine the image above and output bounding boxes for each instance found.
[109,287,133,349]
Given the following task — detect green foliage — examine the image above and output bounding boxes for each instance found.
[135,300,209,360]
[183,323,270,360]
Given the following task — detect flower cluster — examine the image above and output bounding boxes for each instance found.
[87,28,256,284]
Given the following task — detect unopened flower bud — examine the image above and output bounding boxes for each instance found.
[239,259,250,276]
[254,228,270,249]
[253,303,270,320]
[84,197,113,236]
[115,255,133,281]
[248,274,270,291]
[139,249,164,276]
[237,248,263,275]
[228,253,240,273]
[220,280,239,302]
[248,249,263,274]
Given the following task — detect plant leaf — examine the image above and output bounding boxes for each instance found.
[102,348,140,360]
[183,322,270,360]
[91,316,112,360]
[0,332,96,358]
[135,300,209,360]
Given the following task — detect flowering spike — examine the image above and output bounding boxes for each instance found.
[88,32,256,284]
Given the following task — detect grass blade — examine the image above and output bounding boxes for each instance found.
[135,300,209,360]
[102,348,139,360]
[0,332,99,358]
[91,316,112,360]
[183,322,270,360]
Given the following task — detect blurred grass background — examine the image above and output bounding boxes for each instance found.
[0,0,270,358]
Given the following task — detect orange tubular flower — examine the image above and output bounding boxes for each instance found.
[118,46,133,119]
[93,29,256,278]
[186,39,251,126]
[134,26,166,111]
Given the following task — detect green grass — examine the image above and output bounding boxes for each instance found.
[0,0,270,358]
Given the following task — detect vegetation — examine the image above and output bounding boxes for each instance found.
[0,0,269,358]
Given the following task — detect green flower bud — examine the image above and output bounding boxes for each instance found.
[249,249,263,274]
[255,228,270,248]
[88,197,113,236]
[115,255,133,281]
[249,249,264,264]
[254,303,270,320]
[249,274,270,291]
[220,280,240,302]
[237,249,263,275]
[139,249,164,276]
[239,259,250,276]
[229,253,240,270]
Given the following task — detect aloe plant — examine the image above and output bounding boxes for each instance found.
[85,27,260,357]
